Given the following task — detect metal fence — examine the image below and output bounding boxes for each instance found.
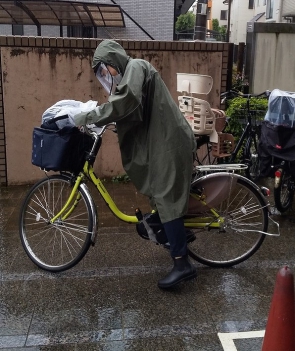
[175,29,226,42]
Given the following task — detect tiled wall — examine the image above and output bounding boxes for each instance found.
[0,0,175,41]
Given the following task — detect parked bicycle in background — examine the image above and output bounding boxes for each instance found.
[192,89,269,182]
[259,89,295,213]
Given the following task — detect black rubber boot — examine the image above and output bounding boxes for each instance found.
[158,255,197,289]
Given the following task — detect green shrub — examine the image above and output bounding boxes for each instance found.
[175,12,196,32]
[112,174,130,183]
[225,97,268,139]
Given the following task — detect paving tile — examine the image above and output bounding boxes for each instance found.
[1,182,295,350]
[0,280,41,336]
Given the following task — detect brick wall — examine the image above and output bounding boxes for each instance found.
[0,36,232,185]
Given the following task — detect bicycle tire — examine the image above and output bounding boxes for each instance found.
[244,133,261,182]
[274,168,295,213]
[19,174,93,272]
[187,175,268,267]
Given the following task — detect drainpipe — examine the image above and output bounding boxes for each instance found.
[194,0,208,40]
[226,0,231,42]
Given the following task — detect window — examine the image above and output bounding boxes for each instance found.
[12,24,24,35]
[266,0,274,19]
[67,26,95,38]
[249,0,254,9]
[220,10,228,20]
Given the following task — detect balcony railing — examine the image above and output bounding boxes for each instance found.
[175,29,226,42]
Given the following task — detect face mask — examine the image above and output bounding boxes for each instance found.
[113,73,122,86]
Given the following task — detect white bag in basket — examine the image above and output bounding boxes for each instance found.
[42,100,98,129]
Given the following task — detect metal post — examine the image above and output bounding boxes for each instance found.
[194,0,208,41]
[226,0,232,42]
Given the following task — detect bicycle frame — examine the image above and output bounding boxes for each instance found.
[220,90,268,164]
[49,160,224,228]
[49,158,279,237]
[19,122,280,273]
[229,120,253,162]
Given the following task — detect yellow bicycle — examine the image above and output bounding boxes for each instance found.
[19,123,279,272]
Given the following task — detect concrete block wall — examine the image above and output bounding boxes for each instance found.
[113,0,175,40]
[246,22,295,93]
[0,35,232,185]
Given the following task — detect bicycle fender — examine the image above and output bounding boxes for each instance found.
[188,172,269,214]
[188,173,238,213]
[79,182,98,244]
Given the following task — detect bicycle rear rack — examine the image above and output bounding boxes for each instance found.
[194,164,248,172]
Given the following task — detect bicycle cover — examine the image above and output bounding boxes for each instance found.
[264,89,295,127]
[42,100,98,129]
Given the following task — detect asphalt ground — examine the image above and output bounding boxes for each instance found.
[1,178,295,351]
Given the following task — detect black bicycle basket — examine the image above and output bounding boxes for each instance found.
[32,117,93,174]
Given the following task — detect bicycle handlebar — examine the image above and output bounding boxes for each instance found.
[83,122,117,138]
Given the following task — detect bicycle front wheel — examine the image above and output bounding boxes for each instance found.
[244,133,261,182]
[19,175,93,272]
[187,175,268,267]
[274,168,295,213]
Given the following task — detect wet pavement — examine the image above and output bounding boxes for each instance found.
[1,178,295,351]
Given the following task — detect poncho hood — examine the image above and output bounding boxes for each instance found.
[92,39,129,75]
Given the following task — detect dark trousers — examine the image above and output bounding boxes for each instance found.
[163,217,187,258]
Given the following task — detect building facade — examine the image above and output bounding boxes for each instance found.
[230,0,295,45]
[210,0,228,30]
[0,0,195,41]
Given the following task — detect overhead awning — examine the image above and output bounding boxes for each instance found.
[0,0,125,28]
[249,12,265,22]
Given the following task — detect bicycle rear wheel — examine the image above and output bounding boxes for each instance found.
[19,174,93,272]
[274,168,295,213]
[187,175,268,267]
[244,133,261,182]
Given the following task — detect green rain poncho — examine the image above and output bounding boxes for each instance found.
[74,40,196,223]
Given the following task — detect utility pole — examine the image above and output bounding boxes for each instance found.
[194,0,208,40]
[226,0,232,42]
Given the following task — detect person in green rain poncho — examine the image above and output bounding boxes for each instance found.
[74,40,197,289]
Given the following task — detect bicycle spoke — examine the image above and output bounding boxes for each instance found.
[187,175,267,267]
[19,175,93,272]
